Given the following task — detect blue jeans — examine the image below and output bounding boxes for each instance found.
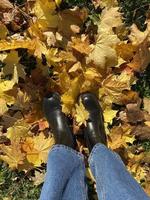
[40,144,150,200]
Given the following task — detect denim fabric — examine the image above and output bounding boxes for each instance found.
[89,144,150,200]
[40,144,150,200]
[40,145,87,200]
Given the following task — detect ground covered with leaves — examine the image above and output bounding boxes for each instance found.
[0,0,150,199]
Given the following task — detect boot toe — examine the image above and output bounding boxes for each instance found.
[43,92,61,115]
[79,92,100,112]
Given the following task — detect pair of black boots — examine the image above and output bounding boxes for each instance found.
[43,92,107,152]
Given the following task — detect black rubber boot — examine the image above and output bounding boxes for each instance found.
[79,92,107,152]
[43,92,75,148]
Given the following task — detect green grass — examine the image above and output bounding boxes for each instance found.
[119,0,150,31]
[0,162,42,200]
[133,65,150,98]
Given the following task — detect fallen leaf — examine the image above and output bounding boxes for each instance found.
[0,0,13,10]
[129,22,150,46]
[71,36,91,55]
[126,103,145,124]
[0,39,34,52]
[100,70,135,104]
[7,120,30,142]
[75,100,89,126]
[0,23,8,39]
[103,108,117,124]
[61,76,83,114]
[58,8,88,38]
[131,125,150,140]
[143,97,150,114]
[0,98,8,116]
[98,0,118,8]
[0,142,25,169]
[3,51,26,80]
[22,133,54,166]
[128,37,150,71]
[32,170,45,186]
[33,0,59,30]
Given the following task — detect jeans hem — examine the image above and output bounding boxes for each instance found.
[50,144,85,161]
[88,143,107,163]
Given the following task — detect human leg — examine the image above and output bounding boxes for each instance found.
[79,92,150,200]
[40,145,87,200]
[89,143,150,200]
[40,93,87,200]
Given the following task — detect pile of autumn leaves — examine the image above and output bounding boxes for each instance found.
[0,0,150,195]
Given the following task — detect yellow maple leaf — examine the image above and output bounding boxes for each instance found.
[129,22,150,46]
[46,48,62,66]
[3,51,26,80]
[71,36,91,55]
[108,124,134,149]
[0,142,25,169]
[0,98,8,116]
[0,23,8,40]
[55,0,62,6]
[87,7,122,69]
[103,108,117,124]
[0,39,34,52]
[33,0,59,30]
[0,65,18,107]
[61,76,83,114]
[22,133,54,166]
[99,70,135,105]
[75,100,89,126]
[7,120,30,142]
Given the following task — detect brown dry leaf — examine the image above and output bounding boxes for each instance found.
[131,125,150,140]
[0,0,13,10]
[22,133,54,166]
[128,36,150,71]
[126,103,145,124]
[144,182,150,196]
[120,90,140,105]
[0,141,25,169]
[58,8,88,38]
[116,42,137,62]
